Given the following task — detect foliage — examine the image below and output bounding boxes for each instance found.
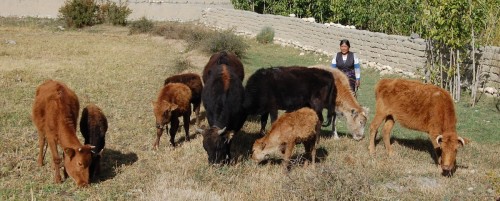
[205,29,249,57]
[128,17,154,34]
[231,0,500,46]
[97,1,132,26]
[256,26,275,44]
[59,0,131,28]
[59,0,99,28]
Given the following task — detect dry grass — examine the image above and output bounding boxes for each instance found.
[0,19,499,200]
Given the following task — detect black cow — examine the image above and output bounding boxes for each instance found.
[203,51,244,84]
[80,104,108,181]
[164,73,203,126]
[200,64,247,164]
[243,66,336,134]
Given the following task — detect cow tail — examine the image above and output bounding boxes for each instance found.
[322,78,335,127]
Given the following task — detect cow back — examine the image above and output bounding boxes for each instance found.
[375,79,457,131]
[164,73,203,106]
[203,51,244,83]
[202,64,246,131]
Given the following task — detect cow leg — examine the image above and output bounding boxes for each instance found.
[283,143,295,171]
[37,133,46,166]
[259,113,269,135]
[303,138,316,168]
[332,113,339,140]
[183,112,191,142]
[47,139,62,183]
[368,113,386,154]
[169,118,180,147]
[193,103,201,127]
[382,117,395,156]
[153,128,164,149]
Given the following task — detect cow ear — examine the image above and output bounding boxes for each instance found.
[458,137,468,147]
[64,148,76,159]
[436,135,443,146]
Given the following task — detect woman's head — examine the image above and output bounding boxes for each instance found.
[339,39,350,54]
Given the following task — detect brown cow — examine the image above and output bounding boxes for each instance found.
[164,73,203,126]
[32,80,93,187]
[368,79,467,176]
[202,51,244,83]
[152,83,192,148]
[252,107,320,170]
[80,104,107,181]
[316,66,368,140]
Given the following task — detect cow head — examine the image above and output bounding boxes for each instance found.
[63,145,94,187]
[201,127,232,164]
[436,134,467,176]
[152,100,178,129]
[345,107,368,141]
[251,137,284,163]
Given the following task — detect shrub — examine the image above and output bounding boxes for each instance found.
[256,26,275,44]
[129,17,154,34]
[59,0,99,28]
[98,1,132,26]
[204,29,249,58]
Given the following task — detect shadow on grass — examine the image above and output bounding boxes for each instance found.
[255,147,329,170]
[391,137,439,164]
[231,130,262,162]
[94,149,138,183]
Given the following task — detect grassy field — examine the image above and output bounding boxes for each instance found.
[1,18,499,200]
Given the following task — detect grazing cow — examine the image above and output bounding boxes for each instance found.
[32,80,93,187]
[164,73,203,126]
[243,66,336,134]
[202,51,244,83]
[252,107,320,170]
[200,64,247,164]
[152,83,192,148]
[80,104,107,181]
[368,79,467,176]
[315,67,368,140]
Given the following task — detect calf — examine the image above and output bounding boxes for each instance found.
[369,79,467,176]
[200,64,247,164]
[164,73,203,126]
[202,51,244,83]
[152,83,192,148]
[252,107,320,170]
[80,104,107,181]
[32,80,93,187]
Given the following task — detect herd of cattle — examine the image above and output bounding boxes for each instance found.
[31,51,468,187]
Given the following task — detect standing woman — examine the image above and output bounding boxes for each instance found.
[331,39,361,94]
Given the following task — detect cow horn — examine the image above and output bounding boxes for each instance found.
[217,127,227,135]
[458,137,466,146]
[195,127,204,133]
[98,148,104,156]
[436,135,443,145]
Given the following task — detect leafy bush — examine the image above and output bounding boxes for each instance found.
[59,0,131,28]
[129,17,154,34]
[98,1,132,26]
[256,26,275,44]
[205,29,249,58]
[59,0,99,28]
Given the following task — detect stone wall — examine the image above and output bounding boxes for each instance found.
[200,8,427,76]
[200,8,499,93]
